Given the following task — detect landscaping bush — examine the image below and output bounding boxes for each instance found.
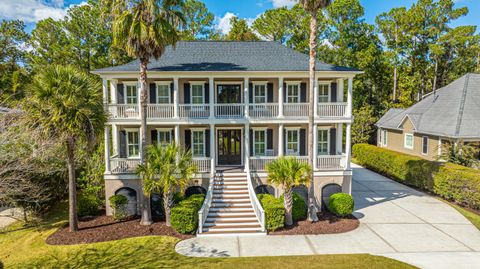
[109,194,128,220]
[328,193,354,217]
[171,194,205,234]
[280,192,307,221]
[257,194,285,231]
[77,191,102,217]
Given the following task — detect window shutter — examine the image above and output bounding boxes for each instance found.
[267,83,274,103]
[249,83,253,103]
[299,128,306,156]
[149,83,156,103]
[330,128,337,155]
[267,129,273,150]
[300,83,307,102]
[205,130,210,157]
[184,83,190,104]
[117,83,124,104]
[283,83,287,102]
[204,83,209,104]
[283,129,286,155]
[184,130,191,150]
[170,83,174,104]
[171,129,175,143]
[119,130,127,158]
[151,129,158,145]
[249,129,253,157]
[331,82,337,102]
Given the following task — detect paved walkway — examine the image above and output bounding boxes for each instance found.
[176,163,480,269]
[0,207,20,229]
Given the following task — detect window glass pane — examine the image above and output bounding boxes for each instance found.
[318,84,329,103]
[127,131,139,157]
[287,130,298,155]
[405,134,413,148]
[126,85,137,104]
[191,85,204,104]
[383,130,387,145]
[158,131,171,147]
[157,85,170,104]
[287,84,299,103]
[423,137,428,154]
[254,130,266,156]
[317,129,328,154]
[254,85,266,103]
[192,131,204,156]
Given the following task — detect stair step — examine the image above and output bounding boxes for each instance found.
[208,207,255,213]
[215,173,247,177]
[211,203,251,208]
[213,189,248,194]
[214,177,246,181]
[204,222,261,228]
[212,198,250,203]
[207,211,256,217]
[213,185,248,190]
[206,216,258,222]
[214,180,247,184]
[202,226,263,232]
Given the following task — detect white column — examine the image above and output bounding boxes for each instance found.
[210,124,215,176]
[278,123,284,156]
[173,77,179,118]
[112,124,118,155]
[338,78,344,102]
[175,125,180,145]
[244,77,249,117]
[313,124,318,170]
[347,77,353,117]
[245,123,250,171]
[209,77,214,118]
[345,123,352,170]
[336,123,343,155]
[278,77,284,117]
[110,80,117,104]
[104,125,111,173]
[313,79,318,117]
[102,78,108,106]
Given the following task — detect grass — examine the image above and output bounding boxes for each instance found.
[440,199,480,230]
[0,203,416,269]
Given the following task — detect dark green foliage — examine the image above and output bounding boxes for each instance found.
[77,191,102,217]
[281,192,307,221]
[328,193,354,217]
[257,194,285,231]
[109,194,128,220]
[172,192,185,205]
[170,194,205,234]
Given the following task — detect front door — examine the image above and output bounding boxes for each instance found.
[217,84,241,103]
[217,129,242,165]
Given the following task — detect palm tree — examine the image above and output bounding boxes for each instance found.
[266,157,312,226]
[300,0,332,223]
[27,65,106,232]
[137,143,197,226]
[107,0,184,225]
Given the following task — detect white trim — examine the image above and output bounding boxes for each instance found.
[156,128,173,146]
[285,82,300,103]
[214,81,244,104]
[190,82,205,105]
[125,128,140,158]
[191,129,206,157]
[285,128,300,156]
[404,133,414,150]
[422,136,429,155]
[155,82,172,104]
[317,127,330,155]
[124,83,139,105]
[215,127,244,166]
[252,82,268,104]
[381,129,388,147]
[317,81,331,103]
[252,128,267,156]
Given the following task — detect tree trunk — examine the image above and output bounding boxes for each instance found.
[432,59,438,93]
[139,59,153,226]
[66,136,78,232]
[393,66,397,102]
[283,187,293,226]
[307,10,319,223]
[163,189,174,226]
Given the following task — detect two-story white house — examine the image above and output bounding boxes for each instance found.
[93,41,361,235]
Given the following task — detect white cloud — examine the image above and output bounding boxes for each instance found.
[215,12,237,35]
[0,0,87,23]
[271,0,297,8]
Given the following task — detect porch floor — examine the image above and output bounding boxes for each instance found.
[215,166,245,173]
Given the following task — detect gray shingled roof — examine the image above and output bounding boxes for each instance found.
[93,41,359,73]
[376,73,480,139]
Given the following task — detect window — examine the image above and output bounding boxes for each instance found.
[192,130,205,157]
[318,83,330,103]
[191,84,204,104]
[422,136,428,155]
[125,85,138,104]
[382,129,387,146]
[404,133,414,149]
[156,84,170,104]
[318,129,329,155]
[286,129,299,155]
[126,130,140,157]
[286,83,299,103]
[157,130,172,147]
[254,84,267,104]
[253,130,266,156]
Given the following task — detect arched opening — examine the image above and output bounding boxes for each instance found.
[185,186,207,197]
[115,187,137,216]
[150,192,164,218]
[292,185,308,205]
[254,184,275,196]
[321,184,342,210]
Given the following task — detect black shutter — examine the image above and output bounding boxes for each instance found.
[117,83,124,104]
[170,83,174,104]
[119,130,127,158]
[283,129,286,155]
[249,129,253,157]
[205,130,210,157]
[283,82,287,102]
[331,82,337,102]
[204,83,209,104]
[299,128,306,156]
[151,129,158,145]
[267,129,273,150]
[249,83,253,103]
[149,83,156,103]
[184,130,191,150]
[330,128,337,155]
[171,129,175,143]
[267,83,274,103]
[300,83,307,102]
[184,83,190,104]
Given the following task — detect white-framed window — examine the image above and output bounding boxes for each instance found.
[318,83,330,103]
[192,130,205,157]
[286,83,300,103]
[317,128,329,155]
[157,129,172,147]
[382,129,387,147]
[156,83,170,104]
[404,133,414,150]
[422,136,428,155]
[125,84,138,104]
[191,83,204,104]
[126,129,140,158]
[253,84,267,104]
[253,129,266,156]
[286,129,299,156]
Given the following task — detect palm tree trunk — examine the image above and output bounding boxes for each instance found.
[66,136,78,232]
[284,187,293,226]
[307,10,319,223]
[139,59,153,225]
[163,189,174,226]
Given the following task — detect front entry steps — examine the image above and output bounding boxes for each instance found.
[199,172,265,236]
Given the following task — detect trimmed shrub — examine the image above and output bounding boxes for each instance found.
[109,194,128,220]
[257,194,285,231]
[280,192,307,221]
[328,193,354,217]
[77,191,102,217]
[171,194,205,234]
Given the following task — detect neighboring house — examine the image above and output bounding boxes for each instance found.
[376,73,480,161]
[92,41,361,235]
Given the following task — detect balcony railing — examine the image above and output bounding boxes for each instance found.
[283,103,309,117]
[111,158,140,174]
[214,104,244,118]
[147,104,174,119]
[249,155,308,171]
[317,103,347,117]
[192,157,211,173]
[316,155,346,170]
[249,104,279,118]
[108,104,139,119]
[179,104,210,118]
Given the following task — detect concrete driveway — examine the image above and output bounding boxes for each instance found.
[176,164,480,269]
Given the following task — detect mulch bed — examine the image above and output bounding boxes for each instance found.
[46,215,193,245]
[270,211,359,235]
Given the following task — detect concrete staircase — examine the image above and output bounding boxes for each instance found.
[201,172,264,235]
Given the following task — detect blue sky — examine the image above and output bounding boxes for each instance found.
[1,0,478,33]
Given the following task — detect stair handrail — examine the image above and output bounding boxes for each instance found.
[197,174,214,234]
[246,172,266,232]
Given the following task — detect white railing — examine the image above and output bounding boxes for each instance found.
[283,103,309,117]
[214,104,244,118]
[249,104,279,118]
[249,156,276,171]
[247,172,266,232]
[147,104,174,119]
[317,102,347,118]
[198,175,214,234]
[296,156,309,164]
[110,158,140,173]
[316,155,346,170]
[192,157,211,173]
[179,104,210,118]
[108,104,139,119]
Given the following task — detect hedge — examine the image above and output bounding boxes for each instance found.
[328,193,354,217]
[171,194,205,234]
[353,144,480,210]
[257,194,285,231]
[280,192,307,221]
[78,191,102,217]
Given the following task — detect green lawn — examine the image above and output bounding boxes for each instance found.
[441,199,480,230]
[0,203,416,269]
